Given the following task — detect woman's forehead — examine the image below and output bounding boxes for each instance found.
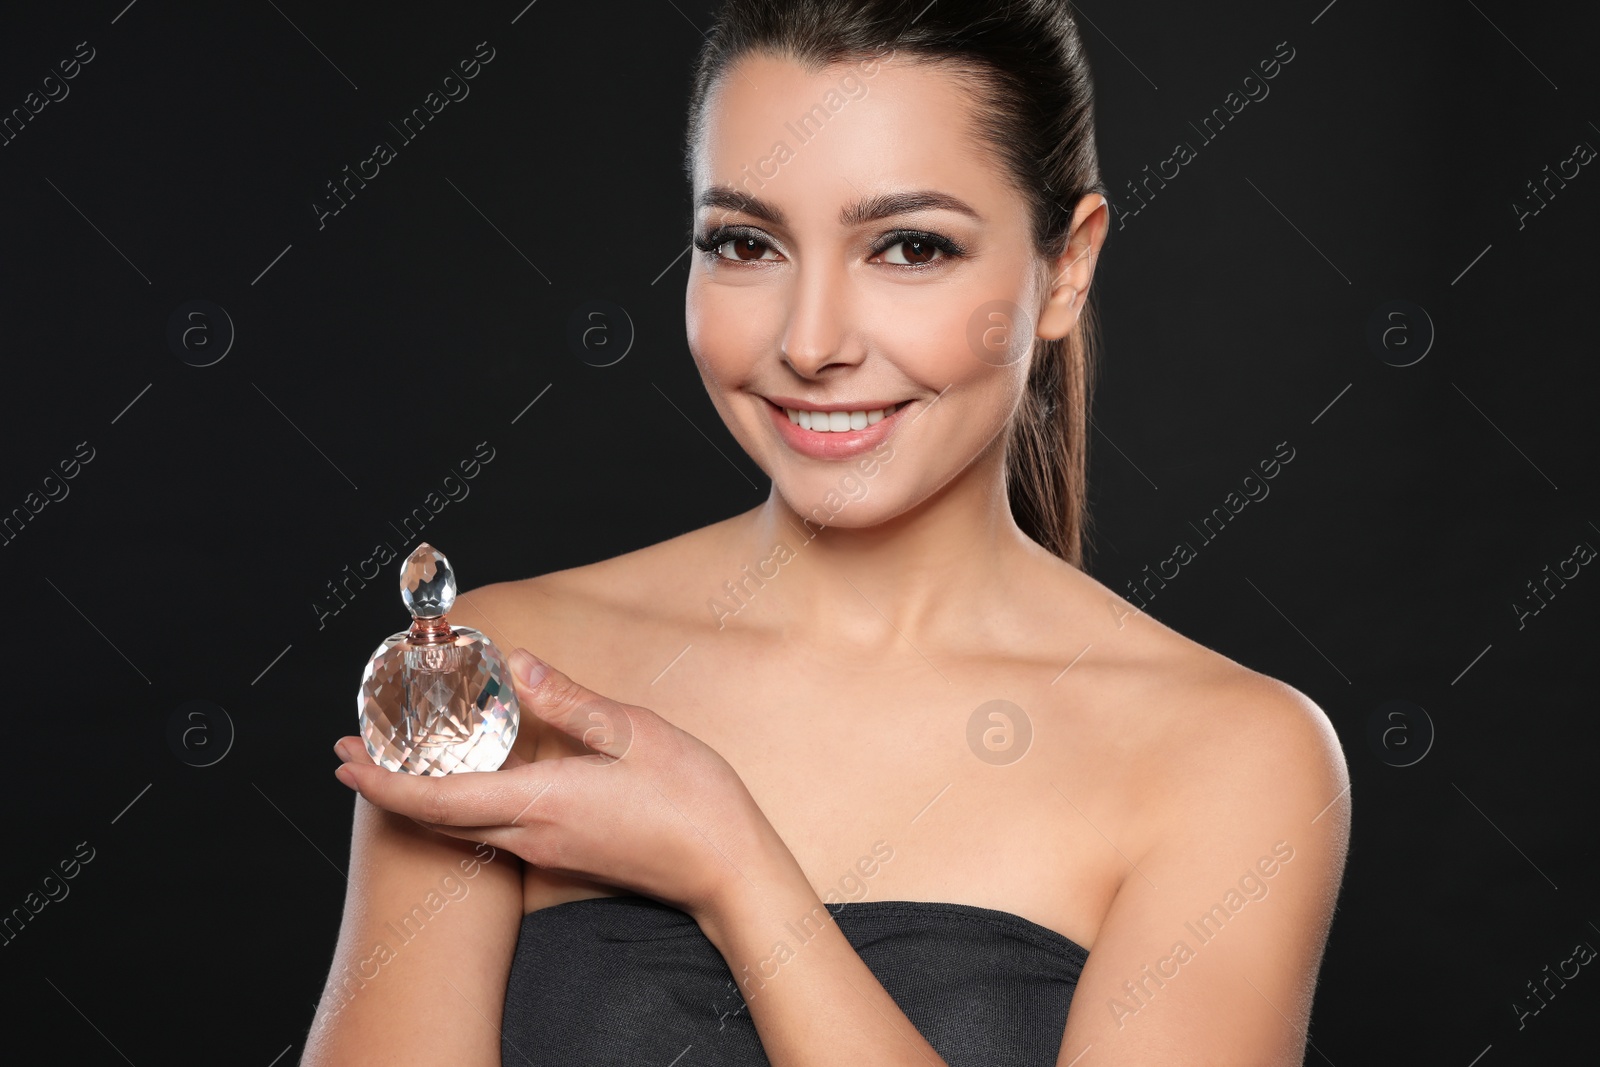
[691,52,1011,221]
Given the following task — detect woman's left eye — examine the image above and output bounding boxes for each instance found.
[873,233,962,267]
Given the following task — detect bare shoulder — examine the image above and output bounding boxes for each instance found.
[1116,623,1352,908]
[1155,643,1349,834]
[458,514,735,625]
[1054,575,1354,1058]
[441,523,723,763]
[445,513,745,697]
[1048,563,1351,855]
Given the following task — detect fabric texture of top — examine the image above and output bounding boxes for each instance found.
[501,894,1090,1066]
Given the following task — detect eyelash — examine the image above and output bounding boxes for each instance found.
[692,225,967,269]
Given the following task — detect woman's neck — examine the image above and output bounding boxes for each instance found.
[731,445,1056,656]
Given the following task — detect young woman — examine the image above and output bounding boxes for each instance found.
[303,2,1350,1064]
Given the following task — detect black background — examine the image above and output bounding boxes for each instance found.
[1,1,1595,1063]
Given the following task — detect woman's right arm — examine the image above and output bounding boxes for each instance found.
[300,583,542,1066]
[299,797,523,1065]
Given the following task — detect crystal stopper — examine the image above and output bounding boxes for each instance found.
[401,543,456,619]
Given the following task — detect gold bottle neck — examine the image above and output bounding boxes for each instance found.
[406,616,456,644]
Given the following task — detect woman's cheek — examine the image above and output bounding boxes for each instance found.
[683,280,715,370]
[872,281,1016,388]
[688,277,776,380]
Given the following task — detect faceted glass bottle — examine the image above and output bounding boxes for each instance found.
[357,543,519,775]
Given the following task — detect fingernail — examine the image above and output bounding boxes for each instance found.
[511,648,550,687]
[335,765,358,790]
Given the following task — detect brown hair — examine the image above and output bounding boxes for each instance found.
[684,0,1108,568]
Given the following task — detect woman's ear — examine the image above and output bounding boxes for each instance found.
[1038,193,1109,340]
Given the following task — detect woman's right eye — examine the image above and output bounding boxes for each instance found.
[695,229,780,263]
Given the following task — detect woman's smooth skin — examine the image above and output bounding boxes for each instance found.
[303,51,1350,1067]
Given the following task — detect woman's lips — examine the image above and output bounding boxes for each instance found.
[764,397,913,460]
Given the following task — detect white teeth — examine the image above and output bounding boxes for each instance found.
[783,401,904,432]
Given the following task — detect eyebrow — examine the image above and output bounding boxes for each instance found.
[695,185,983,228]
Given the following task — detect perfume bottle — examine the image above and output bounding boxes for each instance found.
[357,543,519,775]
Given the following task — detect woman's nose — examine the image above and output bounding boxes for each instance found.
[779,259,865,377]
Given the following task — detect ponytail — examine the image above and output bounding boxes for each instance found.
[1007,296,1099,568]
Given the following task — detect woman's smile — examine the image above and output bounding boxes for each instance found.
[761,394,915,459]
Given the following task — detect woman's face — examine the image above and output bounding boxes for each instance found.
[685,50,1093,527]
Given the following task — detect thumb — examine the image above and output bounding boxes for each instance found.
[508,648,636,760]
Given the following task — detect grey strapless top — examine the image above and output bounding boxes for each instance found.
[501,895,1089,1065]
